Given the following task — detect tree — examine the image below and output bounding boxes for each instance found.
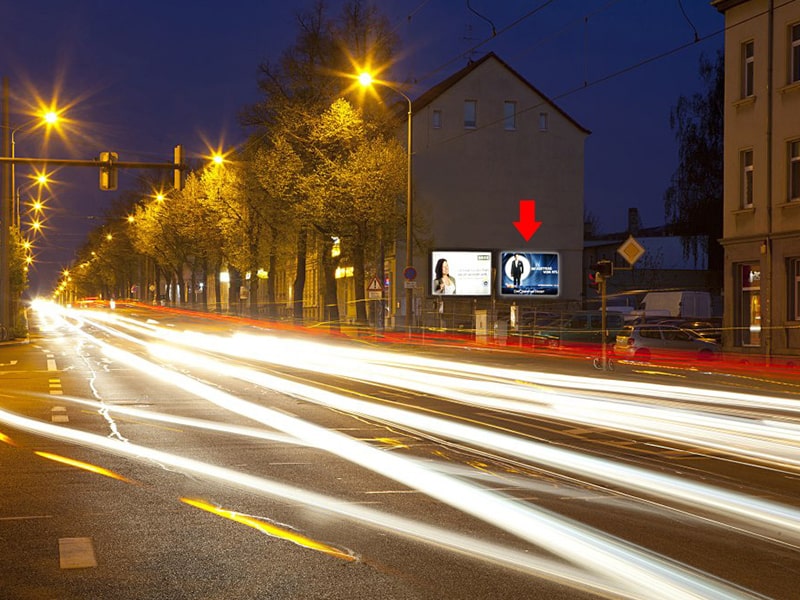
[302,99,405,324]
[242,0,399,323]
[664,49,724,270]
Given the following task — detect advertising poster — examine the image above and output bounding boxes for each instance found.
[430,251,492,296]
[499,251,559,296]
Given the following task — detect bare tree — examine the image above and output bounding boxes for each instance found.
[664,50,724,270]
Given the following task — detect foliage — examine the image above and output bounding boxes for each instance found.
[664,49,724,269]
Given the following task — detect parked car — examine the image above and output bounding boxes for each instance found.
[533,311,626,348]
[613,324,721,362]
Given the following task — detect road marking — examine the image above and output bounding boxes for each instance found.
[0,514,53,521]
[58,537,97,569]
[51,406,68,422]
[46,354,57,371]
[49,379,64,397]
[0,360,18,367]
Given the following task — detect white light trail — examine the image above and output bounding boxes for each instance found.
[31,305,764,598]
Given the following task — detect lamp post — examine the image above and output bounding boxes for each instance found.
[0,108,58,338]
[358,72,414,331]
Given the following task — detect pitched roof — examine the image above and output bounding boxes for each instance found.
[409,52,590,135]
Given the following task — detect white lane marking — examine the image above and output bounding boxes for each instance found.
[0,360,18,367]
[0,514,53,521]
[51,406,68,422]
[58,537,97,569]
[47,355,57,371]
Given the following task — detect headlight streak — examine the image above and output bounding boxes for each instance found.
[0,408,653,600]
[153,343,800,545]
[47,394,306,448]
[61,310,800,543]
[101,319,800,473]
[37,309,761,598]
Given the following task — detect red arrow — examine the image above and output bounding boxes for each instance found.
[513,199,542,241]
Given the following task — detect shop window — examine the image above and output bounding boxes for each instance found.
[738,263,761,346]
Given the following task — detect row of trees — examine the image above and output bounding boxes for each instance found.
[65,1,407,325]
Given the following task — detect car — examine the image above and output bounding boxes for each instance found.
[533,311,626,348]
[613,324,721,362]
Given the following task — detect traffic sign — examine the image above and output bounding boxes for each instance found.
[403,266,417,281]
[618,235,645,266]
[367,277,382,291]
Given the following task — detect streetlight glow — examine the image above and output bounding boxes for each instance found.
[358,72,373,87]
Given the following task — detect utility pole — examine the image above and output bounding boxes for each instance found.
[1,77,11,339]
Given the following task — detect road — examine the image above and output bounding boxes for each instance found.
[1,302,798,599]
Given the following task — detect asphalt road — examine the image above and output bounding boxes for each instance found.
[1,303,798,599]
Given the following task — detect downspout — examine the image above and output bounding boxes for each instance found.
[765,0,774,363]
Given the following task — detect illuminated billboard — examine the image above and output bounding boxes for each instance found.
[499,251,559,296]
[430,251,492,296]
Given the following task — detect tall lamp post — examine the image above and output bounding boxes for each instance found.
[1,102,58,338]
[358,72,414,331]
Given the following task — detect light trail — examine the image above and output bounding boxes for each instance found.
[0,406,696,600]
[50,306,800,545]
[25,305,767,598]
[78,311,800,473]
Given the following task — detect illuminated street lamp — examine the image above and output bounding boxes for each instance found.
[15,171,50,228]
[358,71,414,331]
[1,108,60,338]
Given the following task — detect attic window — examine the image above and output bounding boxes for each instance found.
[464,100,477,128]
[539,112,549,132]
[503,101,516,130]
[432,109,442,129]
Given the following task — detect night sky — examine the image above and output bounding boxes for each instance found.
[0,1,724,295]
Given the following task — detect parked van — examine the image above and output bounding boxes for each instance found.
[532,311,626,347]
[634,291,712,319]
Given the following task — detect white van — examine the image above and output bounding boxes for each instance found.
[636,291,712,319]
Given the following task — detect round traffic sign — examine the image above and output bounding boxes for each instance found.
[403,266,417,281]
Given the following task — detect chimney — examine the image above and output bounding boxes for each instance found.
[627,208,640,235]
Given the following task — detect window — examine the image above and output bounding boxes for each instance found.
[741,149,754,208]
[791,23,800,84]
[738,263,761,346]
[463,100,477,128]
[789,259,800,321]
[742,40,754,97]
[790,140,800,201]
[538,112,549,132]
[432,109,442,129]
[503,101,516,130]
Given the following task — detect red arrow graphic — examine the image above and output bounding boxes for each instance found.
[513,199,542,241]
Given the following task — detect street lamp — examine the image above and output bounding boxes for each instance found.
[15,172,49,228]
[1,110,59,338]
[358,71,414,331]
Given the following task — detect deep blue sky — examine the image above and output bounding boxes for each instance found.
[1,1,724,294]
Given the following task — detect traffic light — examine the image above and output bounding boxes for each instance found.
[99,151,118,191]
[591,259,614,280]
[588,271,599,291]
[173,144,184,191]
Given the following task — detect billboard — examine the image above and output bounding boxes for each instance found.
[430,251,492,296]
[499,251,559,296]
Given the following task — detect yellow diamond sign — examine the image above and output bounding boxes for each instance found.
[617,235,645,266]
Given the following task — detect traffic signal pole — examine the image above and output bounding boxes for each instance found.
[0,148,185,339]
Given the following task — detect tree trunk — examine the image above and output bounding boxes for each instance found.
[292,225,307,323]
[321,235,340,331]
[265,224,278,319]
[353,223,368,324]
